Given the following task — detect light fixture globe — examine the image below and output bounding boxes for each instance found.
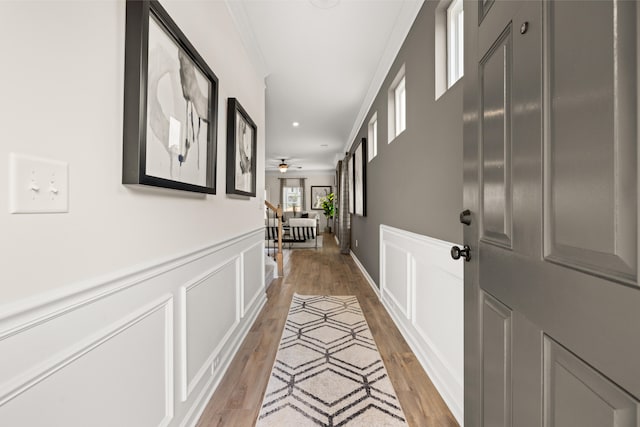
[278,160,288,173]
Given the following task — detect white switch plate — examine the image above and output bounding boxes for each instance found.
[9,153,69,214]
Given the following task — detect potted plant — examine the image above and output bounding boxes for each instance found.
[321,193,335,233]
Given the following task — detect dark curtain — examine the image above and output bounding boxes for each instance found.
[299,178,306,211]
[334,161,342,238]
[338,155,351,253]
[279,177,285,209]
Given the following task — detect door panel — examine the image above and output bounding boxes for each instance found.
[481,292,512,427]
[480,242,640,399]
[511,312,543,427]
[544,0,637,284]
[478,0,494,25]
[544,336,639,427]
[465,0,640,425]
[480,24,513,249]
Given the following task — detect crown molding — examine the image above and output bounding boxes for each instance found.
[225,0,270,79]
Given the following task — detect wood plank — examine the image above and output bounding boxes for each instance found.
[196,234,459,426]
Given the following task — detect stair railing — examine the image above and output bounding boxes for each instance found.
[265,200,283,276]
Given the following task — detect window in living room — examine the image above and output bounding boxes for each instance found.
[279,177,307,217]
[283,186,302,213]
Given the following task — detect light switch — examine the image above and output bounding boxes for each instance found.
[9,153,69,214]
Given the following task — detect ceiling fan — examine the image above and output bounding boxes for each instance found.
[269,158,302,173]
[277,159,289,173]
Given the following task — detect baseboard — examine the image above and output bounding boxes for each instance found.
[349,251,380,298]
[265,270,276,289]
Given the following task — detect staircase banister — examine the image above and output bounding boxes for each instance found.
[264,200,283,277]
[264,200,282,217]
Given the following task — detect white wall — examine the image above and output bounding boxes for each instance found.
[0,1,266,425]
[265,171,335,231]
[0,0,265,303]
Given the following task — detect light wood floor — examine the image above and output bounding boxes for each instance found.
[196,234,459,427]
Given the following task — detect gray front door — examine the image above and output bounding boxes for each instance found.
[463,1,640,426]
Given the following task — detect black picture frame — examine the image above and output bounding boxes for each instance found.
[353,137,367,216]
[311,186,332,210]
[226,98,258,197]
[348,154,355,215]
[122,0,219,194]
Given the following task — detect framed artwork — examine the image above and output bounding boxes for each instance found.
[226,98,257,197]
[334,161,341,235]
[311,186,332,210]
[354,137,367,216]
[122,0,219,194]
[334,164,340,214]
[348,155,355,214]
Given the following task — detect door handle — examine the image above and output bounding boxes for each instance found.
[451,245,471,262]
[459,209,471,225]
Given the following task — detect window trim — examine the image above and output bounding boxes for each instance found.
[394,77,406,136]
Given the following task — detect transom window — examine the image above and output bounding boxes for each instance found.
[388,65,406,142]
[447,0,464,87]
[368,113,378,161]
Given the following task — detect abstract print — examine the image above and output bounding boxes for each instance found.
[146,15,210,186]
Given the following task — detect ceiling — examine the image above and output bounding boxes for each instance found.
[227,0,424,173]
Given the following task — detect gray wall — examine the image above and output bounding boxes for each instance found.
[349,1,463,285]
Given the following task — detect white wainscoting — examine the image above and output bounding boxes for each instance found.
[0,228,266,427]
[379,225,464,424]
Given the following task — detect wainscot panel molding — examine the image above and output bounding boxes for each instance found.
[180,257,240,402]
[0,228,266,427]
[242,242,266,317]
[379,225,464,425]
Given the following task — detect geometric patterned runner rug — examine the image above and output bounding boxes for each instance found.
[256,294,408,426]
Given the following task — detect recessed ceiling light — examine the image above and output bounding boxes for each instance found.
[292,122,300,127]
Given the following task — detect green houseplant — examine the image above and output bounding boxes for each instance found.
[321,193,335,233]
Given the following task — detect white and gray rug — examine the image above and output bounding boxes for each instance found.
[256,294,408,427]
